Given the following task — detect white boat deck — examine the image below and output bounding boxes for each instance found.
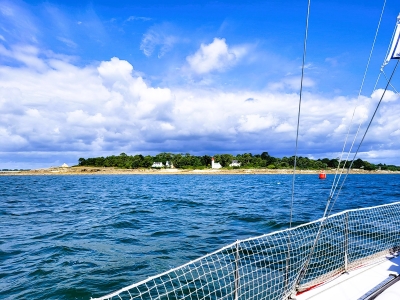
[296,254,400,300]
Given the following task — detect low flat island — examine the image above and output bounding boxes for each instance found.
[1,167,399,175]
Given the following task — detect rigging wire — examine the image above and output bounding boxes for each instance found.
[381,14,399,71]
[382,70,400,94]
[372,17,399,94]
[298,60,399,290]
[327,2,397,216]
[293,0,389,290]
[327,60,400,217]
[289,0,311,231]
[327,0,387,212]
[373,72,383,92]
[285,0,311,296]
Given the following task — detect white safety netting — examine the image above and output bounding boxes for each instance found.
[91,201,400,300]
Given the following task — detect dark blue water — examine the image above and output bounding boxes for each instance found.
[1,174,399,299]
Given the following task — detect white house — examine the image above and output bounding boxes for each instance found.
[211,157,222,169]
[61,163,69,168]
[229,160,241,167]
[151,162,164,168]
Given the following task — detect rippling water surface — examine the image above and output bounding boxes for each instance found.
[1,174,399,299]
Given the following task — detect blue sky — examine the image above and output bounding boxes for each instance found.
[0,0,399,168]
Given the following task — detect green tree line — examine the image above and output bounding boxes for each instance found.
[77,152,400,171]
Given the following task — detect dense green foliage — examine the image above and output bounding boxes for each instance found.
[77,152,400,171]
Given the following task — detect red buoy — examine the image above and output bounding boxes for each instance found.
[319,170,326,179]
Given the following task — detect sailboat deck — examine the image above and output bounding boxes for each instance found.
[297,254,400,300]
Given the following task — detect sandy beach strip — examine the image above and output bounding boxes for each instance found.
[1,167,399,176]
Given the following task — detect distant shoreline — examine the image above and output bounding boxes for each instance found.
[1,166,400,176]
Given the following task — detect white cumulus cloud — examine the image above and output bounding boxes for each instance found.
[98,57,134,86]
[186,38,248,74]
[371,89,400,102]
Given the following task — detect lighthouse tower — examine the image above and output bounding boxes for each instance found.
[211,157,222,169]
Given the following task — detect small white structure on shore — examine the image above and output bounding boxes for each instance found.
[165,161,174,168]
[229,160,241,167]
[61,163,69,168]
[211,157,222,169]
[152,162,164,168]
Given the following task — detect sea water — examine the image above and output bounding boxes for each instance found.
[1,174,399,299]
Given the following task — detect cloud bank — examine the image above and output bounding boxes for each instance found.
[1,42,400,169]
